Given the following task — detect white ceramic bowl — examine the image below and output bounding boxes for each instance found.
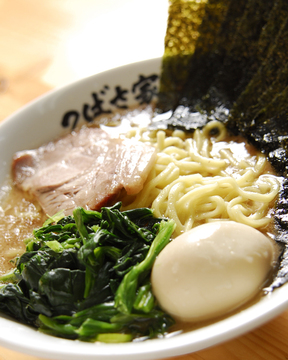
[0,58,288,360]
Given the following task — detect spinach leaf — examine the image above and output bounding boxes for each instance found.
[0,284,38,324]
[0,203,175,342]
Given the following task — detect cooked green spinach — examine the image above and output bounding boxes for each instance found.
[0,202,175,342]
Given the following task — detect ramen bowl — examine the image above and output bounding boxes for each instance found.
[0,58,288,360]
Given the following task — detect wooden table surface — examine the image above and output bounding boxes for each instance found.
[0,1,288,359]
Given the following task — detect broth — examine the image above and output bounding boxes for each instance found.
[0,180,46,275]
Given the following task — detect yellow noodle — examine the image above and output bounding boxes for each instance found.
[202,120,227,141]
[186,138,227,170]
[166,182,186,233]
[121,121,280,235]
[195,196,227,220]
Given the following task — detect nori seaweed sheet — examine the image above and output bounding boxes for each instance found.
[156,0,288,291]
[158,0,208,110]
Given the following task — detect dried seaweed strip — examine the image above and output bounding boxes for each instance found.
[230,72,288,145]
[226,0,275,59]
[158,0,208,110]
[222,2,288,179]
[229,12,288,132]
[158,0,274,114]
[204,0,276,108]
[274,179,288,243]
[228,79,288,173]
[157,0,249,132]
[180,0,248,110]
[159,0,280,113]
[253,62,288,120]
[178,0,232,103]
[266,246,288,290]
[267,177,288,291]
[244,85,288,156]
[164,0,208,57]
[256,0,288,59]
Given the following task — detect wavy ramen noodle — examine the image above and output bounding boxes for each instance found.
[122,121,280,236]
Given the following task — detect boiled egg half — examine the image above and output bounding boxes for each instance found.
[151,221,276,322]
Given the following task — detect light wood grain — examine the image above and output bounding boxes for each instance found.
[0,1,288,359]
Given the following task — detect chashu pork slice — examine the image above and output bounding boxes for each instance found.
[12,127,156,215]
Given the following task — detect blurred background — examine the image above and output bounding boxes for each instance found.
[0,0,168,122]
